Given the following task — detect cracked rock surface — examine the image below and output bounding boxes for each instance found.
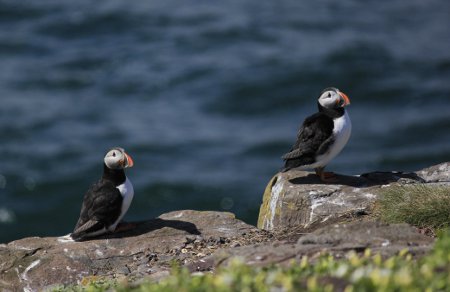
[0,210,267,291]
[208,221,434,268]
[257,162,450,231]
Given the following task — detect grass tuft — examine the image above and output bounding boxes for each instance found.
[378,185,450,230]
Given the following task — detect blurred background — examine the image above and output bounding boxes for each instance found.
[1,0,449,243]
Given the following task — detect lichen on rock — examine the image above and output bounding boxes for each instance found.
[257,162,450,231]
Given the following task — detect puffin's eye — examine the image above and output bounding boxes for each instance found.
[327,92,331,98]
[112,152,116,157]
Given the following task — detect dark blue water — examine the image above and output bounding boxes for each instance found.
[1,0,449,243]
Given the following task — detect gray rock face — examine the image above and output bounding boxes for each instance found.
[1,213,431,291]
[0,210,262,291]
[297,221,432,257]
[416,162,450,182]
[211,221,434,268]
[258,162,450,231]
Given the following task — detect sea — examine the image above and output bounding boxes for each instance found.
[1,0,449,243]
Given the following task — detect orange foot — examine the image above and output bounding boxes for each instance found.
[315,168,338,183]
[320,171,338,182]
[115,222,137,233]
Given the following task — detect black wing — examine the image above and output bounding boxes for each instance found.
[72,180,123,237]
[281,113,334,171]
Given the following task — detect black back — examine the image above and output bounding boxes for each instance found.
[72,164,126,237]
[281,92,347,171]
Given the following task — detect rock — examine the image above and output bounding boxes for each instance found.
[297,221,432,257]
[0,210,262,291]
[258,162,450,231]
[416,162,450,183]
[1,163,447,290]
[211,221,434,268]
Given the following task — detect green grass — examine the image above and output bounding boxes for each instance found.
[54,230,450,292]
[378,185,450,231]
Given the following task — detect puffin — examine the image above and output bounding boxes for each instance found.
[281,87,351,182]
[71,147,134,241]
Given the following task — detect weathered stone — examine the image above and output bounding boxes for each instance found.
[0,210,260,291]
[211,221,434,268]
[1,163,447,291]
[297,221,433,257]
[416,162,450,182]
[258,162,450,231]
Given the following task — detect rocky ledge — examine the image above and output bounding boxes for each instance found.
[0,163,448,291]
[258,162,450,231]
[0,211,267,291]
[209,221,433,269]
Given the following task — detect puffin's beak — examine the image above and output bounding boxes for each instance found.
[124,153,134,168]
[338,91,351,107]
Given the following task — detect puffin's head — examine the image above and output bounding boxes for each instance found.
[318,87,350,109]
[104,147,134,170]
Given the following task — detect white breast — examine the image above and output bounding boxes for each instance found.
[109,177,134,231]
[315,111,352,168]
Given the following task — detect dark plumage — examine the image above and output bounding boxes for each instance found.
[71,165,125,241]
[281,87,352,181]
[282,113,334,171]
[71,147,134,241]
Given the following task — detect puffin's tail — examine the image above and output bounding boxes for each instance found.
[57,233,74,243]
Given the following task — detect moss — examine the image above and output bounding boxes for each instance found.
[257,175,278,229]
[286,202,298,211]
[377,184,450,231]
[51,277,118,292]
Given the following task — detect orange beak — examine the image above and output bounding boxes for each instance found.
[124,153,134,168]
[339,91,351,107]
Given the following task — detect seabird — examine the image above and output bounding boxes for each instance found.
[282,87,351,182]
[71,147,134,241]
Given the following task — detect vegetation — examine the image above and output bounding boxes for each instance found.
[54,229,450,292]
[378,185,450,231]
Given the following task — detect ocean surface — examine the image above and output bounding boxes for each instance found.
[1,0,449,243]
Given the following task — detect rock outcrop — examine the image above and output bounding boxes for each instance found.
[258,162,450,231]
[0,210,266,291]
[1,163,447,291]
[209,221,433,269]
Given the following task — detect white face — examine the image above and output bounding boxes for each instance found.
[104,148,133,169]
[318,89,343,109]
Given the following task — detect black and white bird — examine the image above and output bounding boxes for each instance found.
[71,147,134,241]
[282,87,351,182]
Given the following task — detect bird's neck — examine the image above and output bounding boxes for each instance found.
[318,102,345,119]
[102,163,126,186]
